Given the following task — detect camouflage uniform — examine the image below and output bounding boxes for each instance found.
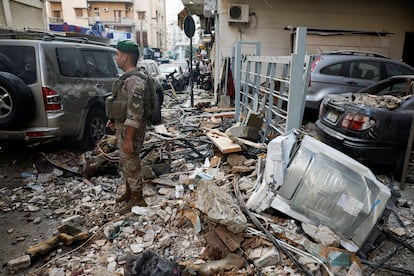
[113,73,147,193]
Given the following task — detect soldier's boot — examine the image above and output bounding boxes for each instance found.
[117,188,147,215]
[116,184,131,203]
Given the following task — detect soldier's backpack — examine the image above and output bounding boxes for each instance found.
[110,68,161,125]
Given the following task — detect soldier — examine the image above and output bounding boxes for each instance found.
[106,40,147,214]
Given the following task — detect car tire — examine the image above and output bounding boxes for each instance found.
[80,107,107,150]
[0,72,35,129]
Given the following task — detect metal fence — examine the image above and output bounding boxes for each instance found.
[233,27,311,138]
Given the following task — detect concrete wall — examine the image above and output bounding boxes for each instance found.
[216,0,414,60]
[62,0,88,27]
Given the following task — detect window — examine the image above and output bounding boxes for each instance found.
[74,8,83,18]
[357,61,381,81]
[81,50,117,78]
[0,46,36,84]
[385,62,414,78]
[53,10,61,18]
[320,63,343,76]
[114,10,122,22]
[94,7,100,17]
[56,48,87,77]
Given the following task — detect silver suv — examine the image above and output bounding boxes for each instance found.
[0,34,118,149]
[306,50,414,110]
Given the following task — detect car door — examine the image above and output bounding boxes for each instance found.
[55,47,117,137]
[343,60,380,91]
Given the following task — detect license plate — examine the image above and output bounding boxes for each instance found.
[326,110,339,123]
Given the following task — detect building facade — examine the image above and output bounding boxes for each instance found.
[0,0,47,30]
[182,0,414,96]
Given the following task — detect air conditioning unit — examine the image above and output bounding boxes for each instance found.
[103,7,109,12]
[228,4,249,23]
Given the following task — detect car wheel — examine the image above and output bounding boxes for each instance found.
[80,107,107,150]
[0,72,35,129]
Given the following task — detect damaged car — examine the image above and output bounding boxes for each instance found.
[316,75,414,178]
[306,50,414,111]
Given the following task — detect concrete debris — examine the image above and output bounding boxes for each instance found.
[1,88,413,276]
[7,255,31,272]
[195,179,247,234]
[301,223,341,247]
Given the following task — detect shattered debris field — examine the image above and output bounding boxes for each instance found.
[1,88,414,276]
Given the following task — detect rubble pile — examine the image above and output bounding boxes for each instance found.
[1,89,413,276]
[345,92,414,109]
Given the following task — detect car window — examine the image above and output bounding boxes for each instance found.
[384,62,414,78]
[81,50,117,78]
[0,45,36,84]
[358,61,381,80]
[347,61,381,80]
[56,48,88,77]
[319,63,344,76]
[368,78,411,95]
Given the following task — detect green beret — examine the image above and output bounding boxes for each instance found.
[117,40,139,54]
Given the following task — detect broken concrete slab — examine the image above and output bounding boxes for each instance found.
[195,179,247,233]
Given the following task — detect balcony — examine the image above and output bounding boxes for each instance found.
[89,17,134,27]
[49,17,64,23]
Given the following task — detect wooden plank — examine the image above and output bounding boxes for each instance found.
[204,107,235,113]
[214,225,244,252]
[206,129,242,154]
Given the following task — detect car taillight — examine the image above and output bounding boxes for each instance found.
[42,87,62,111]
[341,113,374,131]
[310,56,321,72]
[308,56,321,87]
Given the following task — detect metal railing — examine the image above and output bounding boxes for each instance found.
[233,27,311,138]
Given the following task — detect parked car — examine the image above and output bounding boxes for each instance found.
[316,75,414,178]
[137,59,163,83]
[306,50,414,111]
[158,63,186,91]
[0,35,118,149]
[137,59,164,111]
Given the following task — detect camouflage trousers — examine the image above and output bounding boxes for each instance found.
[115,123,146,192]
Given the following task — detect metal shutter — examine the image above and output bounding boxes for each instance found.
[0,2,5,27]
[10,0,44,29]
